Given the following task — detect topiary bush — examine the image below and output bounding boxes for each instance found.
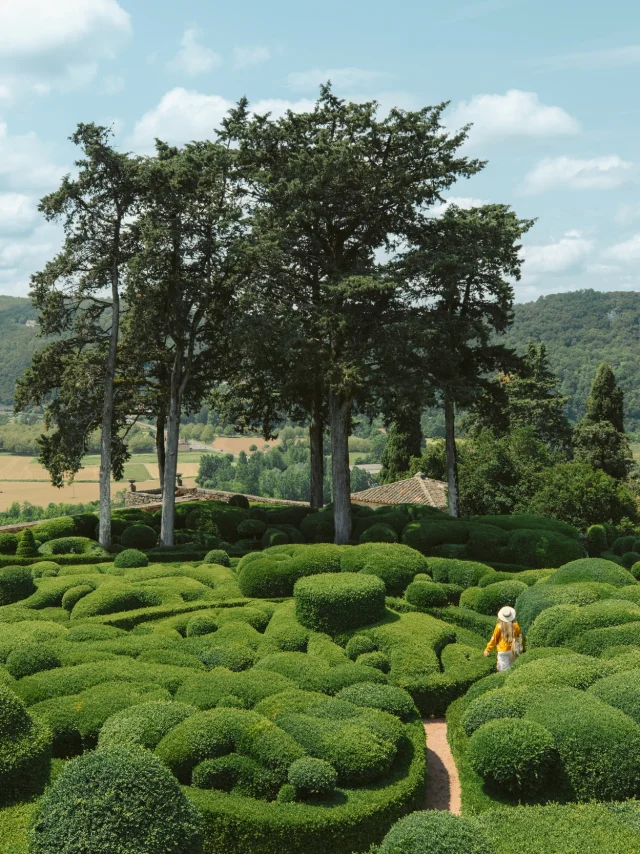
[237,519,267,538]
[505,529,583,569]
[203,549,230,567]
[356,651,390,673]
[461,688,528,736]
[378,811,495,854]
[199,644,255,672]
[185,614,218,638]
[587,525,607,557]
[38,537,105,556]
[467,718,557,797]
[0,565,34,605]
[98,702,197,751]
[288,757,337,798]
[61,584,93,613]
[228,494,250,509]
[294,572,386,635]
[427,558,493,589]
[16,528,38,557]
[336,682,416,720]
[0,533,18,555]
[474,580,528,616]
[120,524,158,550]
[405,580,449,609]
[345,635,377,660]
[29,746,203,854]
[620,551,640,569]
[5,645,61,680]
[31,562,59,579]
[547,558,636,587]
[360,524,398,544]
[31,517,78,543]
[0,684,51,805]
[113,549,149,569]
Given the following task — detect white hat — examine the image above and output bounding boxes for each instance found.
[498,606,516,623]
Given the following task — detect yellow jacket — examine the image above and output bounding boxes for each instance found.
[485,622,522,654]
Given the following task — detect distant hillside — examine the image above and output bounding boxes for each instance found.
[504,290,640,432]
[0,296,40,406]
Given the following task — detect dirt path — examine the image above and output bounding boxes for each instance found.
[423,718,461,814]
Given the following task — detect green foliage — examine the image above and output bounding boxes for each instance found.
[378,811,495,854]
[120,524,158,549]
[203,549,230,566]
[467,718,557,796]
[0,565,34,605]
[336,683,416,721]
[461,687,527,736]
[5,644,61,680]
[427,557,493,588]
[0,684,51,805]
[474,580,528,616]
[405,580,449,608]
[31,517,78,543]
[185,614,218,637]
[288,757,337,797]
[229,494,250,509]
[39,536,105,556]
[360,523,398,544]
[514,582,616,631]
[16,529,38,557]
[294,572,386,635]
[340,543,429,596]
[505,528,583,568]
[587,525,607,557]
[0,533,18,555]
[113,549,149,569]
[547,557,636,587]
[30,747,203,854]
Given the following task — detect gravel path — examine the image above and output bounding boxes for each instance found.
[423,718,461,814]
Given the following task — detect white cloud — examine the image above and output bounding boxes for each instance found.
[615,203,640,225]
[288,67,391,91]
[603,234,640,263]
[534,45,640,72]
[0,0,131,100]
[129,88,315,152]
[0,194,38,235]
[234,46,271,70]
[169,29,221,77]
[428,196,488,216]
[521,231,593,282]
[447,89,579,144]
[523,155,633,194]
[0,123,66,191]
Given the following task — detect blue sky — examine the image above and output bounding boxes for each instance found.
[1,0,639,301]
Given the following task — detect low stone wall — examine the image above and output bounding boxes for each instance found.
[126,486,309,510]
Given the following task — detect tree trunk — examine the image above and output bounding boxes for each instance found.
[309,391,324,508]
[444,391,459,518]
[98,254,121,549]
[329,390,352,544]
[161,356,182,546]
[156,411,166,489]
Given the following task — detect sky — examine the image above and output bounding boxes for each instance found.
[1,0,639,303]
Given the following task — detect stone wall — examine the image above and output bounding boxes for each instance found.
[125,486,308,510]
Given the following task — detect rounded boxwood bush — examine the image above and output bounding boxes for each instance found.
[356,651,390,673]
[39,536,103,556]
[237,519,267,538]
[359,524,398,544]
[461,688,527,736]
[378,811,495,854]
[31,517,77,543]
[467,718,557,796]
[228,494,250,509]
[238,557,295,598]
[474,579,528,616]
[191,754,274,799]
[547,558,636,587]
[6,644,61,680]
[16,528,39,557]
[0,685,51,805]
[61,584,93,613]
[0,565,35,605]
[427,558,493,589]
[341,543,429,596]
[120,524,157,550]
[199,644,254,672]
[113,549,149,569]
[405,580,449,609]
[612,535,637,556]
[261,528,289,548]
[185,614,218,638]
[98,702,196,751]
[294,572,386,635]
[336,682,416,720]
[345,634,377,660]
[288,757,337,797]
[31,562,60,579]
[203,549,230,567]
[621,551,640,570]
[30,747,203,854]
[587,525,607,557]
[0,533,18,555]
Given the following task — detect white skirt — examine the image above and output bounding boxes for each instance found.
[497,651,514,672]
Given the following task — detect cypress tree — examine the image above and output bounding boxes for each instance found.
[585,363,625,432]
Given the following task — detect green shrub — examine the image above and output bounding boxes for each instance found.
[475,514,580,540]
[474,580,528,616]
[61,584,93,612]
[505,529,583,569]
[0,685,51,806]
[69,584,162,620]
[587,525,607,557]
[120,524,157,549]
[0,565,34,605]
[547,558,636,587]
[461,688,527,736]
[31,517,79,543]
[294,573,386,635]
[427,558,493,589]
[261,528,289,548]
[360,524,398,544]
[506,652,606,692]
[228,494,250,509]
[238,557,295,598]
[114,549,149,569]
[191,754,276,799]
[30,747,203,854]
[345,635,378,660]
[620,551,640,569]
[468,718,557,797]
[199,644,254,672]
[16,529,38,558]
[175,669,295,710]
[378,811,495,854]
[98,701,197,750]
[288,757,337,797]
[466,524,509,561]
[0,533,18,555]
[38,537,104,556]
[185,614,218,637]
[405,580,449,609]
[203,549,230,566]
[514,582,615,632]
[588,670,640,724]
[612,535,637,556]
[401,520,470,554]
[5,645,61,680]
[30,562,59,579]
[340,543,429,596]
[540,599,640,647]
[336,683,416,720]
[356,651,390,673]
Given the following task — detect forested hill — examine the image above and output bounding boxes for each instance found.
[0,295,40,406]
[504,290,640,432]
[0,289,639,431]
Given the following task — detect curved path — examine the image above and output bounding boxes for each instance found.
[423,718,461,814]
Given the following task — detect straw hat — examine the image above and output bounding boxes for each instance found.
[498,606,516,623]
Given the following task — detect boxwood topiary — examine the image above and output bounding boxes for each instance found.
[203,549,231,567]
[0,533,18,555]
[0,565,35,605]
[474,580,528,616]
[620,551,640,569]
[360,524,398,544]
[199,644,254,672]
[461,688,528,736]
[345,635,377,660]
[98,701,197,751]
[547,558,636,588]
[0,684,51,805]
[505,529,583,569]
[378,811,495,854]
[405,580,449,609]
[288,757,337,797]
[30,746,203,854]
[427,558,493,589]
[336,682,416,721]
[468,718,557,797]
[356,651,390,673]
[237,519,267,538]
[185,614,218,638]
[587,525,607,557]
[5,645,61,680]
[61,584,93,613]
[228,494,250,509]
[39,537,105,556]
[120,524,158,550]
[294,572,386,635]
[16,528,38,557]
[261,528,289,548]
[31,517,77,543]
[113,549,149,569]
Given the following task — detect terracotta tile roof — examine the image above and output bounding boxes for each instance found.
[351,473,447,509]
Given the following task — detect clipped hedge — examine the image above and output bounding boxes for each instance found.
[0,685,51,806]
[378,811,495,854]
[294,573,386,635]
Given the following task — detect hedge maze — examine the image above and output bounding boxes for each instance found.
[2,500,640,852]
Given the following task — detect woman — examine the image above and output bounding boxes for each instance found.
[483,606,523,672]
